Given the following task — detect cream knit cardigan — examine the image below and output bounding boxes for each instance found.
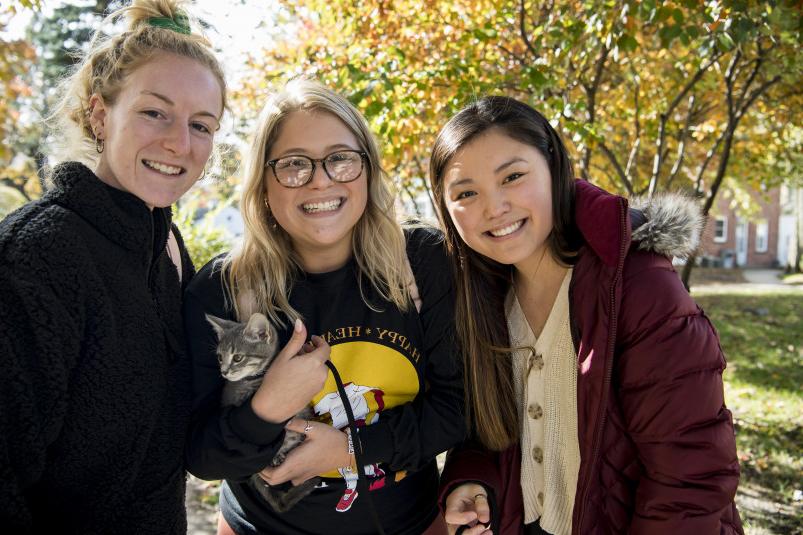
[507,269,580,535]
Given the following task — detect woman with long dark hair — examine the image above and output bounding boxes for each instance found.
[429,96,742,535]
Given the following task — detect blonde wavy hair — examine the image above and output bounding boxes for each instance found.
[49,0,227,167]
[224,79,410,324]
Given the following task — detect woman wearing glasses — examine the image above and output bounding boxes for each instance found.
[183,79,463,535]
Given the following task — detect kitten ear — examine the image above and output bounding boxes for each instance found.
[244,312,272,343]
[206,314,236,340]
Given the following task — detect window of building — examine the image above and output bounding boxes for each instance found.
[755,220,768,253]
[714,216,728,243]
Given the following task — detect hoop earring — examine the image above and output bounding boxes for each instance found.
[95,136,104,154]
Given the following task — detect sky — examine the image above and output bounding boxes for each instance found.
[3,1,281,85]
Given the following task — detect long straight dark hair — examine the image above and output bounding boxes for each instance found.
[429,96,580,451]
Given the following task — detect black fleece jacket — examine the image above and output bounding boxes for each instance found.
[0,162,194,534]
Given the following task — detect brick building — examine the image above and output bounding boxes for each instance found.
[698,185,799,269]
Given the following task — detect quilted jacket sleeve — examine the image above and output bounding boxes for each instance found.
[616,251,742,534]
[439,441,524,535]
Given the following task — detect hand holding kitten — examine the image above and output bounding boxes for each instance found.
[251,319,330,423]
[259,418,350,486]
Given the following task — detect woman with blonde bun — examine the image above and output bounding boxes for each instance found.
[0,1,226,533]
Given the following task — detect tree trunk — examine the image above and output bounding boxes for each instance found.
[681,123,737,290]
[795,187,803,273]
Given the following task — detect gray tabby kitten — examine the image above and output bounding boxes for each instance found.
[206,312,320,512]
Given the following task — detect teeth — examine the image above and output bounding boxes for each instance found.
[144,160,182,175]
[489,220,523,237]
[303,199,342,213]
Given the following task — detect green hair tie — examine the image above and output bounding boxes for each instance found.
[147,12,191,35]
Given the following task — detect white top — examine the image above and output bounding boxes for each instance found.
[507,268,580,535]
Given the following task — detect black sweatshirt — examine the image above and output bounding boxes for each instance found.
[0,162,194,534]
[183,227,465,535]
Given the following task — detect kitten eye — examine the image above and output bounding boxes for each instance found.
[233,355,244,363]
[217,355,223,363]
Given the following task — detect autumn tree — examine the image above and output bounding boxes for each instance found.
[0,1,40,208]
[235,0,801,282]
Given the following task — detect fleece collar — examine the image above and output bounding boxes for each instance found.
[45,161,172,257]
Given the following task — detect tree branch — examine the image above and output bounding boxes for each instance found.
[624,74,641,184]
[624,138,640,183]
[400,181,422,219]
[724,50,742,119]
[647,53,721,196]
[412,157,436,215]
[737,74,782,122]
[0,176,33,202]
[665,95,696,190]
[499,44,527,65]
[694,128,727,195]
[518,0,538,58]
[581,42,611,179]
[735,41,777,110]
[599,142,634,195]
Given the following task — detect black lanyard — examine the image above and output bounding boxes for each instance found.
[324,359,387,535]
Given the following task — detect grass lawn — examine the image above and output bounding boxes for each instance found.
[694,289,803,535]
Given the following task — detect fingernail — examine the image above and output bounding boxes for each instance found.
[294,318,302,332]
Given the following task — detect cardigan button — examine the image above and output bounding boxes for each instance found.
[528,352,544,373]
[537,491,544,505]
[528,403,543,419]
[532,446,543,463]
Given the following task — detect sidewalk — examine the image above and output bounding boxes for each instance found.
[691,268,803,294]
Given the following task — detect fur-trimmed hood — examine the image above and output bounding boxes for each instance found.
[630,193,703,259]
[574,180,703,265]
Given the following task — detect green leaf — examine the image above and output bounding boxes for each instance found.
[617,33,639,52]
[659,24,683,45]
[655,6,672,23]
[717,32,736,50]
[364,100,385,117]
[680,31,690,46]
[527,67,548,88]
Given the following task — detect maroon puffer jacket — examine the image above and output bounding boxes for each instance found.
[440,181,742,534]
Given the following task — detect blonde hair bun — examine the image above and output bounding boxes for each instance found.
[118,0,202,42]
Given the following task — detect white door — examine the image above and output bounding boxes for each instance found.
[735,218,748,266]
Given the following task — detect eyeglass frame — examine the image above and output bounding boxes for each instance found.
[265,149,369,188]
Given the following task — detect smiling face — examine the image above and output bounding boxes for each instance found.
[89,52,223,208]
[265,110,368,272]
[443,128,554,270]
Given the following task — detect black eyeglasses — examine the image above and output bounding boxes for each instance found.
[266,149,368,188]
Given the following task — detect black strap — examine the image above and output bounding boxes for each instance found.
[324,359,387,535]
